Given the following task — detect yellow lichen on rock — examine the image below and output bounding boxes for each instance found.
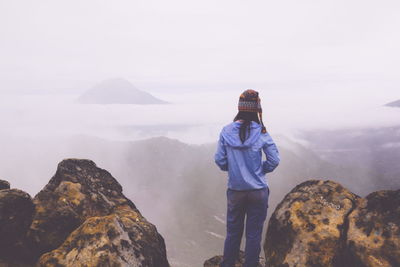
[55,181,85,207]
[25,159,169,266]
[346,190,400,267]
[264,180,360,267]
[367,255,389,267]
[38,210,167,267]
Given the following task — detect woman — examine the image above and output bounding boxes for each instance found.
[214,89,280,267]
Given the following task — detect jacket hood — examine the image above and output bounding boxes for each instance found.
[221,121,262,148]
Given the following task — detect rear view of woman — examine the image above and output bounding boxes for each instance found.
[215,89,280,267]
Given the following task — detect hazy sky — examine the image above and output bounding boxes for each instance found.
[1,0,400,92]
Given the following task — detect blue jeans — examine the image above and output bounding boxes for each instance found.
[221,187,269,267]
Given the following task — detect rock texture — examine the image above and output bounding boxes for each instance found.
[0,158,169,267]
[264,180,359,267]
[0,189,35,264]
[0,259,33,267]
[28,159,140,255]
[263,179,400,267]
[346,190,400,267]
[31,159,169,266]
[203,251,265,267]
[0,179,10,190]
[38,208,169,266]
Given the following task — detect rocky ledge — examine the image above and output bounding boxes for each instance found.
[205,180,399,267]
[0,159,169,267]
[204,251,265,267]
[0,179,10,190]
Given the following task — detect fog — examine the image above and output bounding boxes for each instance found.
[0,83,398,145]
[1,0,399,142]
[0,83,398,266]
[1,1,400,266]
[1,0,400,90]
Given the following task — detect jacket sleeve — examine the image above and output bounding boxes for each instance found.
[214,133,228,171]
[262,132,280,174]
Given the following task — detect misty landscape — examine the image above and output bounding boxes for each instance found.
[1,1,400,266]
[0,83,399,266]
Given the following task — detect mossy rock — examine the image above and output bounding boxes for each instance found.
[264,180,359,267]
[346,189,400,267]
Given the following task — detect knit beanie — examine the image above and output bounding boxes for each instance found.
[238,89,267,133]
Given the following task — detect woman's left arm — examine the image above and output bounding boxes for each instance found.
[214,133,228,171]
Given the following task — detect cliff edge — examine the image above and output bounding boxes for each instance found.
[205,179,399,267]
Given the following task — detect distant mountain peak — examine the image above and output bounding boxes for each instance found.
[96,77,139,88]
[78,78,167,105]
[385,99,400,108]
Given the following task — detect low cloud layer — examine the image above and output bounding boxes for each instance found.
[0,83,398,145]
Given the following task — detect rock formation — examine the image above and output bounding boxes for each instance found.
[205,179,399,267]
[263,179,400,267]
[203,251,265,267]
[38,208,168,266]
[28,159,138,255]
[0,187,35,264]
[3,160,399,267]
[264,180,359,267]
[0,179,10,190]
[0,159,169,267]
[346,190,400,267]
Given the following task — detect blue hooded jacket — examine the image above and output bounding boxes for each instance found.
[214,121,280,190]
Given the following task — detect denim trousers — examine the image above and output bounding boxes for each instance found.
[220,187,269,267]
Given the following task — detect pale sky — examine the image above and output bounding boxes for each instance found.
[1,0,399,92]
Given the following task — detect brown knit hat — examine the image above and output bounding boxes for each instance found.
[238,89,262,112]
[238,89,266,133]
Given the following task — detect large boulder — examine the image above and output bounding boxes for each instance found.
[0,189,35,263]
[0,180,10,190]
[38,208,169,267]
[203,251,265,267]
[27,158,169,266]
[346,189,400,267]
[27,159,138,255]
[264,180,359,267]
